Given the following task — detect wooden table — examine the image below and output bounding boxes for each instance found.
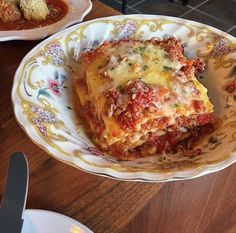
[1,1,236,233]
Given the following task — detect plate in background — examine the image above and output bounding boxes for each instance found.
[0,0,92,41]
[21,209,93,233]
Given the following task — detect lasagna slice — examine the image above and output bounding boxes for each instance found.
[74,38,215,160]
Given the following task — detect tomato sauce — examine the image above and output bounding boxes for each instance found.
[0,0,68,31]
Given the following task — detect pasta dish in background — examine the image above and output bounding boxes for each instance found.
[0,0,68,30]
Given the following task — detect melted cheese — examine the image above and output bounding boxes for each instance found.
[107,42,181,88]
[76,39,214,148]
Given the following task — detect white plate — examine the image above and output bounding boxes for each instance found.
[21,209,93,233]
[12,15,236,182]
[0,0,92,41]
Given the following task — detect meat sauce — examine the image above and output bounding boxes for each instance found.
[0,0,68,31]
[76,38,215,160]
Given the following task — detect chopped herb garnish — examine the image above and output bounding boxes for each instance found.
[133,47,146,55]
[163,66,172,71]
[133,48,138,53]
[174,103,180,108]
[164,54,169,59]
[139,47,146,52]
[143,65,149,71]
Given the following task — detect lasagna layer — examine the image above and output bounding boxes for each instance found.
[74,38,215,160]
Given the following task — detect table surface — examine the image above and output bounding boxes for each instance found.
[1,1,236,233]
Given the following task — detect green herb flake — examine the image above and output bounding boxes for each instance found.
[174,103,180,108]
[143,65,149,71]
[132,47,146,55]
[163,66,172,71]
[139,47,146,52]
[164,54,169,59]
[133,48,138,53]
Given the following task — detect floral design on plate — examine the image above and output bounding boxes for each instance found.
[37,70,68,99]
[40,42,66,66]
[211,33,235,58]
[223,65,236,108]
[112,19,138,39]
[30,104,61,138]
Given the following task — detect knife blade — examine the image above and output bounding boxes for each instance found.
[0,152,29,233]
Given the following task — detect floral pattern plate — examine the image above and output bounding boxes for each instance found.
[0,0,92,41]
[12,15,236,182]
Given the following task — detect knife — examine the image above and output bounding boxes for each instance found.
[0,152,29,233]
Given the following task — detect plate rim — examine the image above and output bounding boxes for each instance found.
[12,14,236,182]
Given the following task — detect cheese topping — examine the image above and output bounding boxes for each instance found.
[75,38,215,160]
